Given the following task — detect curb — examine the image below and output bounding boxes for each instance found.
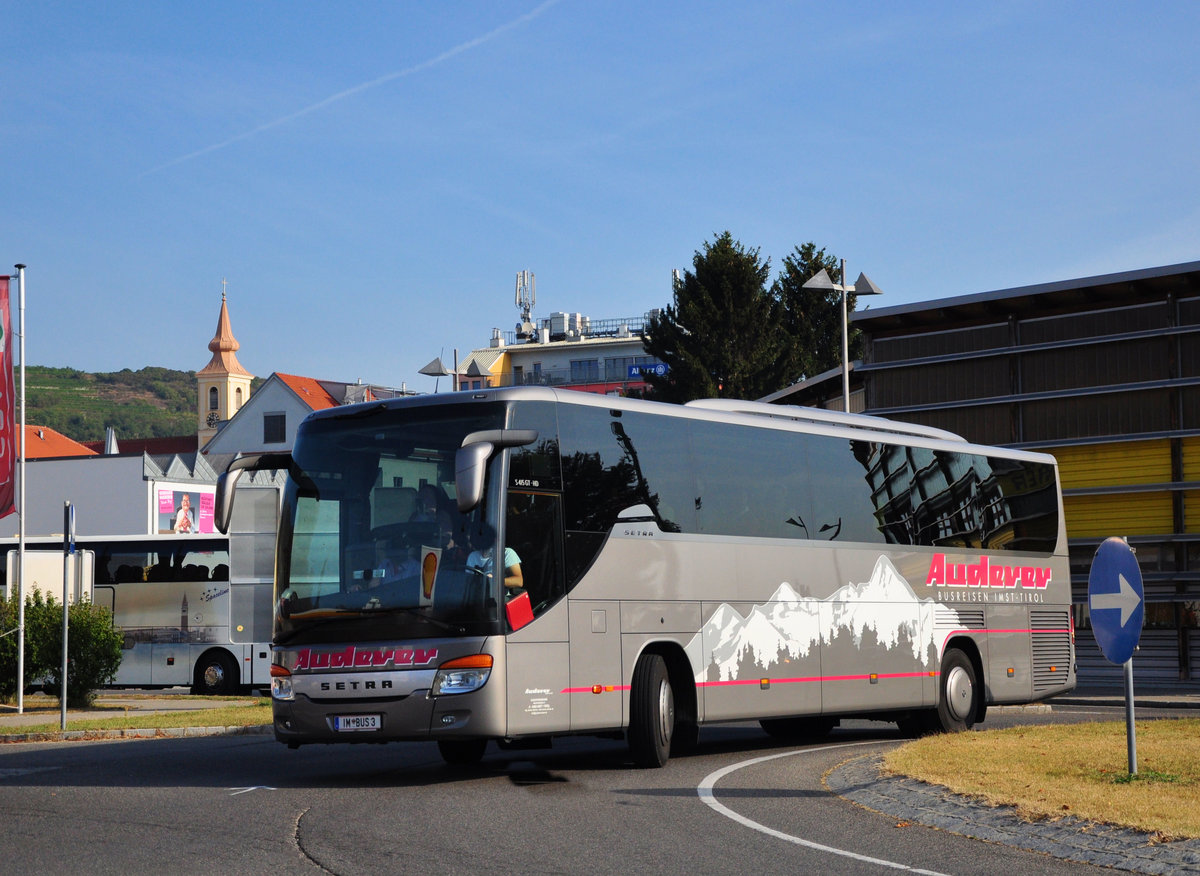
[0,724,272,745]
[828,753,1200,875]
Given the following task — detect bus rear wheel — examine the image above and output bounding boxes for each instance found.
[629,654,674,768]
[192,650,239,696]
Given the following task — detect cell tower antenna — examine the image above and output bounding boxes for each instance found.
[515,270,536,339]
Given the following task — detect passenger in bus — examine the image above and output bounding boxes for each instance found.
[410,485,442,522]
[466,524,523,593]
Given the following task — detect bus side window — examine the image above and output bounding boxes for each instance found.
[506,491,564,616]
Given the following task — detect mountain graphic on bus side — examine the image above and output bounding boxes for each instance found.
[686,555,940,683]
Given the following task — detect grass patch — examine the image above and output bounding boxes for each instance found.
[2,697,271,735]
[883,718,1200,840]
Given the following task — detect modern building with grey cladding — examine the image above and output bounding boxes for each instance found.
[773,260,1200,689]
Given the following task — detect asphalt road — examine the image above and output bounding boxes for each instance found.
[0,704,1193,876]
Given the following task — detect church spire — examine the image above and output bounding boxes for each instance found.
[197,281,255,447]
[198,282,251,377]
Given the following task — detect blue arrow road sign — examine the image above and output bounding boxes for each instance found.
[1087,537,1144,665]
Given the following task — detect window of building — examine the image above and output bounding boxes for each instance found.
[264,413,286,444]
[570,359,599,383]
[208,387,219,411]
[235,387,244,409]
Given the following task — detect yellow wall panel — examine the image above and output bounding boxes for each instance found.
[1183,437,1200,482]
[1187,490,1200,535]
[1051,440,1171,489]
[1063,492,1174,538]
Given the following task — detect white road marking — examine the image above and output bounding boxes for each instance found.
[697,741,952,875]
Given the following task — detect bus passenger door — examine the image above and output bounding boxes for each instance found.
[504,490,573,736]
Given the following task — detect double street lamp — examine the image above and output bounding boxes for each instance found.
[802,258,883,413]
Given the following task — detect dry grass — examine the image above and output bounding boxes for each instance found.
[1,698,271,735]
[883,718,1200,840]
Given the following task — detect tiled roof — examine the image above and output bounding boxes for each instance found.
[276,373,340,410]
[23,425,99,459]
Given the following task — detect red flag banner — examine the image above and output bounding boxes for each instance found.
[0,276,14,518]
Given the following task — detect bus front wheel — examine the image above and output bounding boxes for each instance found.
[192,650,239,696]
[629,654,674,768]
[936,648,978,733]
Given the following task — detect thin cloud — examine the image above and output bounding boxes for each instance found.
[142,0,560,176]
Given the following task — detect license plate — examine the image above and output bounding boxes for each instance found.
[333,714,381,732]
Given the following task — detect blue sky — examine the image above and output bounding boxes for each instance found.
[3,1,1198,390]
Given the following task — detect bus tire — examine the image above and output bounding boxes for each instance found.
[629,654,674,768]
[192,650,239,696]
[759,716,836,741]
[438,739,488,766]
[936,648,978,733]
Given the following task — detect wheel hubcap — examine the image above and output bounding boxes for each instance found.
[203,664,225,690]
[945,665,973,721]
[657,680,674,747]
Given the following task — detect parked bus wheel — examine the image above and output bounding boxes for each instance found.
[629,654,674,768]
[759,716,837,741]
[936,648,978,732]
[438,739,488,766]
[192,650,239,696]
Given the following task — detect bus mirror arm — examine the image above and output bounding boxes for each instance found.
[455,429,538,513]
[215,452,294,534]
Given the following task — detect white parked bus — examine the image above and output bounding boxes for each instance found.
[3,534,272,694]
[218,388,1075,766]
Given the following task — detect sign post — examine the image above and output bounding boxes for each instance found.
[61,502,75,730]
[1087,536,1144,776]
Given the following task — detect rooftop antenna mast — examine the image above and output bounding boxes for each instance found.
[515,270,536,339]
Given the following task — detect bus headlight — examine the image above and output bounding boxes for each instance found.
[270,664,294,701]
[432,654,493,696]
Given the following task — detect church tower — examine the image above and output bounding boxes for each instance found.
[198,284,253,447]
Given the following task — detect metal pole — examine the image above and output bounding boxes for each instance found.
[15,264,25,714]
[1124,657,1137,776]
[840,258,850,413]
[61,502,73,729]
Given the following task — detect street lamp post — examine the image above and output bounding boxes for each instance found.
[802,259,883,413]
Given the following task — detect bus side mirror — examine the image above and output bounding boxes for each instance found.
[455,429,539,513]
[455,443,493,513]
[214,469,242,535]
[216,452,294,534]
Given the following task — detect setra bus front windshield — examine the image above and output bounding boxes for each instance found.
[274,402,507,643]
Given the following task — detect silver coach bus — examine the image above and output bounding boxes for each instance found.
[217,388,1075,767]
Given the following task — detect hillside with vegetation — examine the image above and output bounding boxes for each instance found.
[23,366,199,443]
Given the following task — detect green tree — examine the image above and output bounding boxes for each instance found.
[38,597,123,708]
[772,242,850,382]
[642,232,779,403]
[0,592,122,707]
[772,243,878,384]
